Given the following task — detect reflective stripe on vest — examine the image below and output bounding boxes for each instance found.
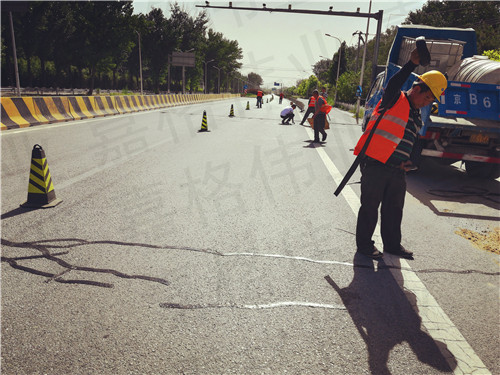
[354,92,410,163]
[308,96,316,107]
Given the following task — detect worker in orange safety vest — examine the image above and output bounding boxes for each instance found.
[299,93,316,125]
[310,90,332,142]
[256,90,263,108]
[354,47,447,260]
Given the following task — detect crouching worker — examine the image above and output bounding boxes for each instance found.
[280,104,296,124]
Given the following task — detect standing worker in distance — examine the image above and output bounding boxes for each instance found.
[279,92,284,104]
[256,90,263,108]
[280,104,296,124]
[311,89,330,143]
[299,92,316,125]
[354,48,447,260]
[320,87,328,100]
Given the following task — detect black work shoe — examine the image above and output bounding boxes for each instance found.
[384,246,414,259]
[322,133,327,141]
[357,247,383,259]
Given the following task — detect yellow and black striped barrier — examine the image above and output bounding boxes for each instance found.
[1,93,241,131]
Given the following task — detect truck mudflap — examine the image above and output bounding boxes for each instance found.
[421,149,500,164]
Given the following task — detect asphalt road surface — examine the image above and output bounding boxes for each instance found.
[2,95,499,375]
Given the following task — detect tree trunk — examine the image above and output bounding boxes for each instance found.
[87,65,95,96]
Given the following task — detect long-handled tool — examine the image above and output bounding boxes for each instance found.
[333,107,387,196]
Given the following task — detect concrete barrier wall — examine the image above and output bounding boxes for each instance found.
[1,93,240,131]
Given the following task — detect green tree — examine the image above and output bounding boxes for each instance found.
[327,42,347,86]
[168,3,208,92]
[72,1,134,94]
[142,9,176,93]
[296,75,320,97]
[336,70,361,103]
[203,29,242,92]
[483,49,500,62]
[312,59,330,83]
[247,72,263,89]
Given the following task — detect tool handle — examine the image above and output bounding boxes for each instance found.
[334,107,388,197]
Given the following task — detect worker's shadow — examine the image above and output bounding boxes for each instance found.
[325,253,456,374]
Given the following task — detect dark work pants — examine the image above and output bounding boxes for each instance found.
[356,160,406,252]
[281,113,294,123]
[300,107,315,124]
[313,113,326,141]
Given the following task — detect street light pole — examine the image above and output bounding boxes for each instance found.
[203,59,214,94]
[325,33,342,106]
[213,66,221,94]
[355,0,372,124]
[135,31,143,95]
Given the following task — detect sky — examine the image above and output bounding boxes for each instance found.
[132,0,429,88]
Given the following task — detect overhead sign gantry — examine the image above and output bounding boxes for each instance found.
[195,2,384,84]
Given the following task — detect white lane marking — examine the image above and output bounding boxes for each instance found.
[306,127,490,375]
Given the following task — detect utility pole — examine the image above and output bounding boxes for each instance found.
[352,30,364,72]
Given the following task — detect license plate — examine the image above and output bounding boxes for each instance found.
[469,133,489,144]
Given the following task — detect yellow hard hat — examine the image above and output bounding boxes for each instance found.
[418,70,447,102]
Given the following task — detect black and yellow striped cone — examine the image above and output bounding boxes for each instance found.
[228,104,235,117]
[21,144,62,208]
[246,101,250,110]
[198,110,209,132]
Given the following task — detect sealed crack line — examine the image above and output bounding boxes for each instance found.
[222,252,354,267]
[159,301,346,310]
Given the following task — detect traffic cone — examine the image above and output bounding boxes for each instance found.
[198,110,210,132]
[21,144,62,208]
[228,104,235,117]
[266,98,268,103]
[246,101,250,110]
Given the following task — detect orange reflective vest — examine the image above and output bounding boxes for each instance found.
[354,92,410,163]
[308,96,316,107]
[318,96,332,114]
[257,90,263,97]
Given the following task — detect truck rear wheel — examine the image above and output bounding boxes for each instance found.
[464,161,500,179]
